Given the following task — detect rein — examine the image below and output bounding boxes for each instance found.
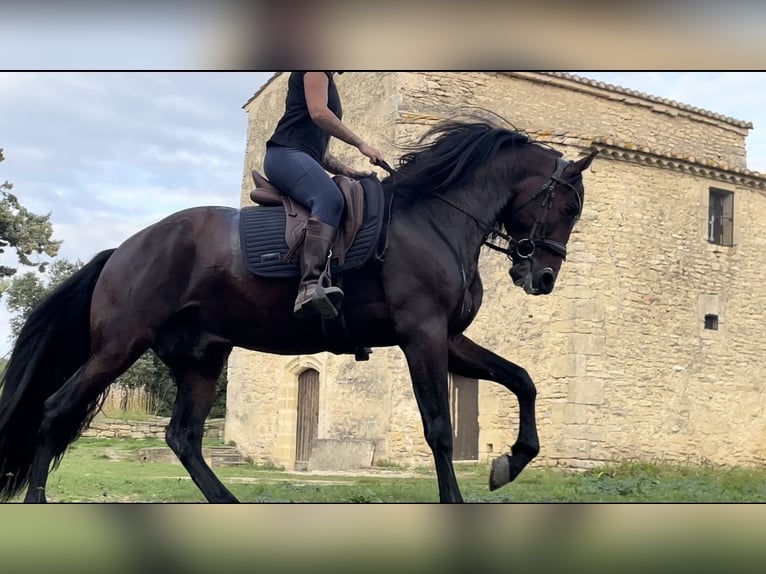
[375,158,492,252]
[375,158,398,177]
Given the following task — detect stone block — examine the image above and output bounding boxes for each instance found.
[569,334,605,355]
[307,439,375,471]
[550,354,585,378]
[568,377,604,405]
[562,403,590,425]
[566,424,606,442]
[556,438,592,459]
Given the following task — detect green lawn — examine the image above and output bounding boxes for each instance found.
[25,438,766,502]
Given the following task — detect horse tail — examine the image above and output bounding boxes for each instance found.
[0,248,116,500]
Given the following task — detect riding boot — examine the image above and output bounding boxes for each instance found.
[294,217,344,319]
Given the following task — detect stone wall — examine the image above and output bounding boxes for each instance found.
[228,72,766,470]
[82,416,225,441]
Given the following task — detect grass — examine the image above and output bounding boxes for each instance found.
[21,438,766,502]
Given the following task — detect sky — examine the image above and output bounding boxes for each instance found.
[2,71,766,357]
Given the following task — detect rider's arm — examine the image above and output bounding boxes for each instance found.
[304,72,364,148]
[304,72,383,165]
[322,152,352,177]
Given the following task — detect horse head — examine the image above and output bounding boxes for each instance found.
[497,148,597,295]
[385,118,597,296]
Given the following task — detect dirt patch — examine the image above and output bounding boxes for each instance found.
[157,475,355,486]
[285,468,428,479]
[102,448,137,461]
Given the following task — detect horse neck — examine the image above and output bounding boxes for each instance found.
[457,144,560,223]
[439,147,528,239]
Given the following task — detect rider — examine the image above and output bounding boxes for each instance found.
[264,72,385,318]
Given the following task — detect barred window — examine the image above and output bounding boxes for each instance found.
[708,188,734,246]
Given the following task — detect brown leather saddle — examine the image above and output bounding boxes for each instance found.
[250,169,365,264]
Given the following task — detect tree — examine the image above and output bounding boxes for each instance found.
[3,258,82,336]
[0,148,61,280]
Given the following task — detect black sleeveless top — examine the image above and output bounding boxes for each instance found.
[267,72,343,164]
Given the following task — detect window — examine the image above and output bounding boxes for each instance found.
[708,188,734,246]
[704,314,719,330]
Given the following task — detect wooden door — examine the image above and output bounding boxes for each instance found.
[449,374,479,460]
[295,369,320,470]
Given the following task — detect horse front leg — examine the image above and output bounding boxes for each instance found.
[400,329,463,503]
[447,334,540,491]
[164,349,239,504]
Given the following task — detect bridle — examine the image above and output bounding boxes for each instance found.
[483,157,582,261]
[374,156,582,262]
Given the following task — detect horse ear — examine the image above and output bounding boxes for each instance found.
[571,148,598,174]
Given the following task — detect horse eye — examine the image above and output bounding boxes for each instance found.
[564,204,579,219]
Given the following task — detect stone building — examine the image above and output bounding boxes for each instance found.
[225,72,766,471]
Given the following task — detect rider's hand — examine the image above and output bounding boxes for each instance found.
[358,143,385,166]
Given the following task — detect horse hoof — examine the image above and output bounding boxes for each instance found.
[489,455,511,491]
[24,487,48,503]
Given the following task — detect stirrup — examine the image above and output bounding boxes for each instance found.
[311,282,342,319]
[293,284,344,319]
[317,251,344,313]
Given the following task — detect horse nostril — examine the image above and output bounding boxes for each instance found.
[539,269,555,293]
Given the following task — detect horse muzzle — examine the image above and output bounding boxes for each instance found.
[509,259,531,287]
[533,267,556,295]
[510,262,556,295]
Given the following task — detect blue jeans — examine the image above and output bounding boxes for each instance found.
[263,145,344,228]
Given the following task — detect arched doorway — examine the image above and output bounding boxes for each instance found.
[295,368,320,470]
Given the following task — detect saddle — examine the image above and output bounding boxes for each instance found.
[247,169,380,362]
[250,169,365,265]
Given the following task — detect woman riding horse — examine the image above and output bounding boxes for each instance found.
[264,72,384,318]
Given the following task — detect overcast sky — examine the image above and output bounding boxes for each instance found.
[2,71,766,357]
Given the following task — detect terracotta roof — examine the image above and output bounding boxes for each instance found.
[590,136,749,172]
[242,72,282,109]
[529,72,753,130]
[590,137,766,189]
[522,129,766,188]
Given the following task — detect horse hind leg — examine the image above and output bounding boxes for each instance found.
[162,346,238,503]
[24,345,143,502]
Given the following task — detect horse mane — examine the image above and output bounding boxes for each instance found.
[384,119,542,204]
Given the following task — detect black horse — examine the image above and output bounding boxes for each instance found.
[0,119,596,502]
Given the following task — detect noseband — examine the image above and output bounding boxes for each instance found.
[484,157,582,261]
